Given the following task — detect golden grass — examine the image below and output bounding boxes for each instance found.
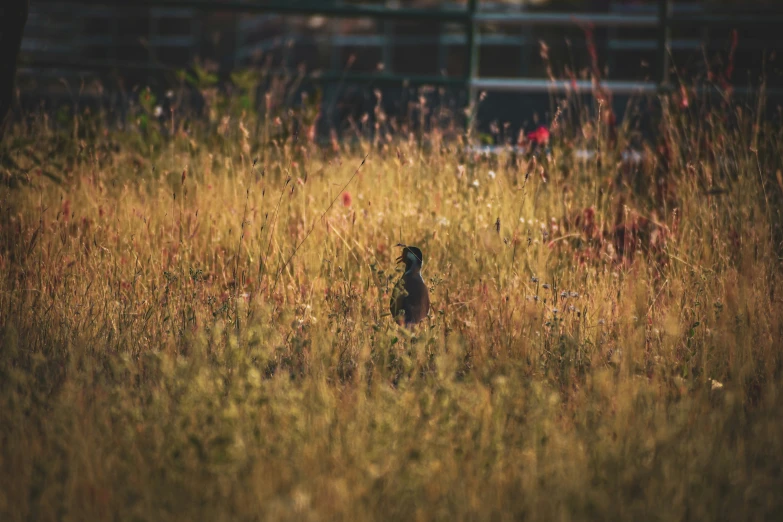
[1,87,782,521]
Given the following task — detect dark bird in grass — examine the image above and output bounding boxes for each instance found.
[390,244,430,328]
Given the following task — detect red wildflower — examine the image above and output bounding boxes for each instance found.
[679,85,689,109]
[527,126,550,146]
[720,29,739,95]
[583,25,598,73]
[725,29,738,81]
[341,192,352,207]
[61,199,71,223]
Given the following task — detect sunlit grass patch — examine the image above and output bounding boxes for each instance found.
[1,79,782,521]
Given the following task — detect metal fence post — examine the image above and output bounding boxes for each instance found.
[657,0,672,89]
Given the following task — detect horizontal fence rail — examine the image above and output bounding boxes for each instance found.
[34,0,783,25]
[470,78,659,95]
[473,12,659,27]
[38,0,473,22]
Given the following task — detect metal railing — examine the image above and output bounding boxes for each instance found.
[229,0,678,95]
[25,0,783,98]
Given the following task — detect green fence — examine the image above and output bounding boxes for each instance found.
[25,0,783,103]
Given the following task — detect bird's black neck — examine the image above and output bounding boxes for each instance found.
[405,264,422,276]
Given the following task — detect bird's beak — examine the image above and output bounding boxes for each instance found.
[395,243,406,264]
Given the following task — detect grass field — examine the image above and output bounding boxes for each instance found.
[1,79,783,521]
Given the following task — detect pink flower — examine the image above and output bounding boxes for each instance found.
[341,192,352,207]
[527,126,550,146]
[679,85,689,109]
[61,199,71,223]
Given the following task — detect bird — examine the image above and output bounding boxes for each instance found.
[389,244,430,327]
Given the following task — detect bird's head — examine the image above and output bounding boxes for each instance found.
[395,243,424,272]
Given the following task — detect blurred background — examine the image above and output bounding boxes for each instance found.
[15,0,783,137]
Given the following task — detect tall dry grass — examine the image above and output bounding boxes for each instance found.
[1,72,782,521]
